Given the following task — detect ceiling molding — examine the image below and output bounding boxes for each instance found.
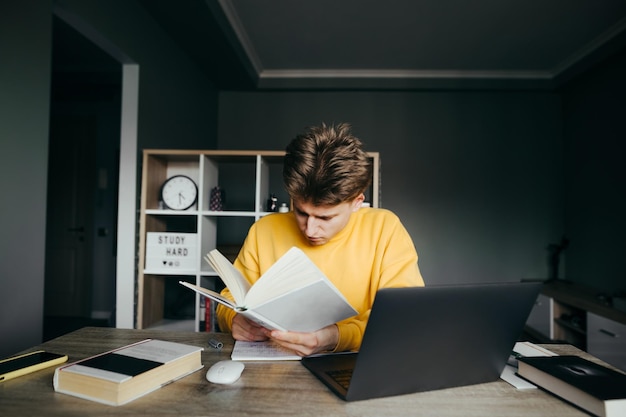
[551,16,626,76]
[215,1,626,91]
[259,69,554,80]
[216,0,264,76]
[255,69,555,90]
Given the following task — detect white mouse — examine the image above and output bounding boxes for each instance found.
[206,360,245,384]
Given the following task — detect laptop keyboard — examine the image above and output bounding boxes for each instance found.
[326,369,353,390]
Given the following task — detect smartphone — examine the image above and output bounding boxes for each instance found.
[0,350,68,382]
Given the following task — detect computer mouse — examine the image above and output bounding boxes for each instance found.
[206,360,245,384]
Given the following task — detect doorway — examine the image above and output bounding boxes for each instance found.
[44,17,122,340]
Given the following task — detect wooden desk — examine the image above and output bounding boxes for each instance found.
[0,327,602,416]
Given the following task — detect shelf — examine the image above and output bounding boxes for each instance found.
[146,209,269,217]
[143,269,197,276]
[202,211,264,217]
[526,281,626,356]
[136,149,380,330]
[554,318,586,336]
[148,319,195,332]
[542,280,626,325]
[145,209,199,215]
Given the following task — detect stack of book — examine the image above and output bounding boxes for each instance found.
[517,355,626,417]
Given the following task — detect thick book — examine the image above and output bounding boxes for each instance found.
[179,246,357,332]
[517,355,626,417]
[53,339,204,406]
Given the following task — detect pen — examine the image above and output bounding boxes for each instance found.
[209,338,223,350]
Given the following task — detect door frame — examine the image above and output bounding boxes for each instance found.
[116,64,138,328]
[54,7,138,328]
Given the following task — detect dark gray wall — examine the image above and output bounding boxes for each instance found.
[3,0,623,359]
[54,0,220,152]
[1,0,219,357]
[217,91,564,285]
[0,0,52,358]
[562,48,626,295]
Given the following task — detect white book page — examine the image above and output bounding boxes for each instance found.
[179,281,237,310]
[239,309,287,331]
[501,342,557,389]
[115,339,202,363]
[61,364,132,383]
[205,249,251,305]
[250,280,357,332]
[231,341,301,361]
[247,247,327,304]
[512,341,557,357]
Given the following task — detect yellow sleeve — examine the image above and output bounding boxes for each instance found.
[333,211,424,352]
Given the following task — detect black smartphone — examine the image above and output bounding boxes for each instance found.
[0,350,68,382]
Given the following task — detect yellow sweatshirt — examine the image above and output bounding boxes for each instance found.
[216,207,424,352]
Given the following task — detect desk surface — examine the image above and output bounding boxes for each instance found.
[1,327,601,416]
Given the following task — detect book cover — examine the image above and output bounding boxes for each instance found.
[53,339,203,406]
[180,246,357,332]
[517,355,626,417]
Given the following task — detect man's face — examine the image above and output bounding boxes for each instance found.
[292,195,364,246]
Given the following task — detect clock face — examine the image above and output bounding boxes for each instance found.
[161,175,198,210]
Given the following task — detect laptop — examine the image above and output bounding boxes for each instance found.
[301,281,542,401]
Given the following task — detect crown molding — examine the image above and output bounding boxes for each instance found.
[216,1,626,91]
[217,0,264,76]
[256,69,556,90]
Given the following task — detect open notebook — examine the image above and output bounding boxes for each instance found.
[302,282,542,401]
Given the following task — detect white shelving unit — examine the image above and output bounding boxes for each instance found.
[136,149,380,331]
[525,281,626,370]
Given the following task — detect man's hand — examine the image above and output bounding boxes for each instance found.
[269,324,339,357]
[231,314,270,342]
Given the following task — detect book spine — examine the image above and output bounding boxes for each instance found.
[205,298,211,332]
[199,296,206,332]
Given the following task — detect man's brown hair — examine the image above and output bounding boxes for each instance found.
[283,123,372,205]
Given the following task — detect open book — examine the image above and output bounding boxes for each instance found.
[179,247,357,332]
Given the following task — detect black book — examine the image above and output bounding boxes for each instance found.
[517,355,626,417]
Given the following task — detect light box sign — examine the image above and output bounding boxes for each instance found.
[145,232,197,271]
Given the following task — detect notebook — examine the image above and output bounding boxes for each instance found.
[301,281,542,401]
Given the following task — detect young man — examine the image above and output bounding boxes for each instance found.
[216,123,424,355]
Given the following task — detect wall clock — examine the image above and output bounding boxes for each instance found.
[160,175,198,210]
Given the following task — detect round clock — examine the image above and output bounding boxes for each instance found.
[160,175,198,210]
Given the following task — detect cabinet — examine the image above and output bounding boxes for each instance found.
[525,293,553,341]
[525,281,626,371]
[136,149,380,331]
[587,312,626,371]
